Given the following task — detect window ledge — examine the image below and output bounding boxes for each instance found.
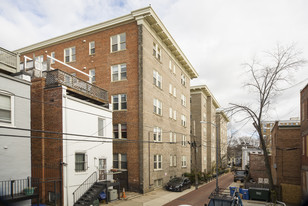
[111,49,127,54]
[153,112,163,117]
[114,109,128,112]
[154,169,163,171]
[112,79,128,83]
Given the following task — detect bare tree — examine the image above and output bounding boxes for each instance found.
[228,44,306,199]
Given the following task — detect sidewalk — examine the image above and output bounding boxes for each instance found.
[101,176,221,206]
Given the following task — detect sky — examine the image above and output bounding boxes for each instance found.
[1,0,308,138]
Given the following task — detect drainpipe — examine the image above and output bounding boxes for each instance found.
[63,87,69,206]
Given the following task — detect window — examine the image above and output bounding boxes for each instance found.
[112,94,127,110]
[153,99,162,115]
[181,74,186,86]
[75,153,87,172]
[169,84,172,94]
[0,93,13,124]
[173,110,177,120]
[89,69,95,83]
[153,42,161,60]
[114,123,127,139]
[64,47,76,62]
[154,154,162,170]
[181,94,186,106]
[173,87,176,97]
[203,113,206,121]
[181,156,187,167]
[89,41,95,55]
[170,155,177,167]
[182,135,186,146]
[154,179,163,187]
[169,60,172,71]
[51,52,55,64]
[153,70,162,89]
[153,127,162,142]
[113,153,127,170]
[169,108,173,118]
[111,64,127,81]
[173,65,176,74]
[181,115,187,127]
[111,33,126,52]
[98,118,105,136]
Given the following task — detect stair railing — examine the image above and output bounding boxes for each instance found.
[73,171,97,204]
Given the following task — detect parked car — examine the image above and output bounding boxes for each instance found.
[165,177,191,192]
[233,170,247,182]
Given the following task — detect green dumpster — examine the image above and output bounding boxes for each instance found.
[249,187,270,201]
[92,199,99,206]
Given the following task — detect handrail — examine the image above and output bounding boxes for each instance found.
[0,177,39,199]
[73,171,97,204]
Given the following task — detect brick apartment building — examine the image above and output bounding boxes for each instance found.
[301,84,308,198]
[17,7,198,193]
[190,85,228,173]
[270,122,301,186]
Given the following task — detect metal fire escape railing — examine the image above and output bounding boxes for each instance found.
[0,47,20,73]
[0,177,39,200]
[73,171,97,204]
[45,69,108,103]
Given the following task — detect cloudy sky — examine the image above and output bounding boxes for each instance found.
[1,0,307,137]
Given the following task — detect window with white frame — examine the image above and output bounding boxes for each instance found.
[182,135,186,146]
[181,73,186,86]
[98,117,105,136]
[153,70,162,89]
[111,64,127,81]
[169,132,177,143]
[181,115,187,127]
[181,94,186,106]
[173,87,176,97]
[64,47,76,62]
[154,154,162,170]
[173,65,176,74]
[0,93,13,124]
[111,33,126,52]
[169,84,172,94]
[181,156,187,167]
[114,123,127,139]
[173,110,177,120]
[113,153,127,169]
[203,113,206,121]
[89,69,95,82]
[169,108,173,118]
[112,94,127,110]
[153,42,161,61]
[51,52,55,64]
[153,99,162,115]
[170,155,177,167]
[153,127,162,142]
[169,60,172,70]
[75,153,87,172]
[89,41,95,55]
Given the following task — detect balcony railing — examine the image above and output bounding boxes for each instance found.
[45,69,108,103]
[0,47,20,73]
[0,177,39,201]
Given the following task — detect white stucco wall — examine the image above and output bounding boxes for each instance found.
[62,90,113,206]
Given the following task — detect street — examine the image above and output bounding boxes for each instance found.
[163,172,234,206]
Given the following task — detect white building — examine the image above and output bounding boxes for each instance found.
[242,146,263,170]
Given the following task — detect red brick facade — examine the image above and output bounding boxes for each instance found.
[301,84,308,197]
[271,122,301,185]
[249,153,271,182]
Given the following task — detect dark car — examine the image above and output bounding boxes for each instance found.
[234,170,247,182]
[165,177,191,192]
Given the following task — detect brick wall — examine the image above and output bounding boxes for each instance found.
[301,84,308,197]
[249,153,271,181]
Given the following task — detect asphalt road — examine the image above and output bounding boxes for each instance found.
[163,172,234,206]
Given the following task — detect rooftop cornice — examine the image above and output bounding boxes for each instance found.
[15,6,198,79]
[190,85,220,108]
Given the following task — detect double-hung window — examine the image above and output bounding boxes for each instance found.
[153,70,162,89]
[153,99,162,115]
[50,52,55,64]
[89,69,96,83]
[181,94,186,106]
[112,94,127,111]
[170,155,177,167]
[75,153,87,172]
[0,93,13,124]
[111,33,126,52]
[89,41,95,55]
[113,153,127,170]
[173,110,177,120]
[154,154,162,170]
[182,135,186,146]
[169,132,176,143]
[153,127,162,142]
[181,156,187,167]
[98,117,105,136]
[173,87,176,97]
[114,123,127,139]
[181,115,187,127]
[169,107,173,118]
[169,84,173,94]
[111,64,127,81]
[153,42,161,61]
[64,47,76,62]
[181,74,186,86]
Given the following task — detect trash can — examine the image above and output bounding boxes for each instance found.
[92,199,99,206]
[249,187,270,201]
[230,187,236,196]
[242,189,249,200]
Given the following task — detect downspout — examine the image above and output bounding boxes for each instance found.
[62,87,69,206]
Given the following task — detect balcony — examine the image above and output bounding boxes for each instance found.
[0,177,39,203]
[0,47,20,74]
[45,69,108,104]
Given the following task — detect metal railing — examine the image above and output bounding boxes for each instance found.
[45,69,108,103]
[0,47,19,72]
[0,177,39,199]
[73,171,97,204]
